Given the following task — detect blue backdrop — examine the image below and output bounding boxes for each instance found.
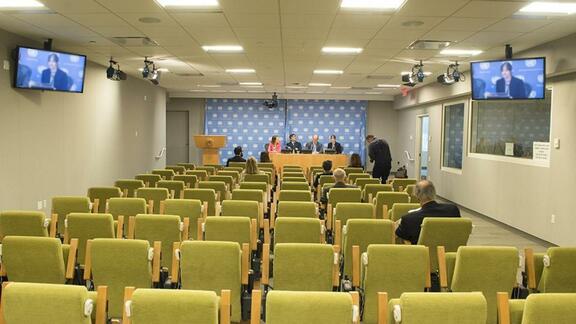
[205,98,367,165]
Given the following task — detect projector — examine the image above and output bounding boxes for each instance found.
[437,73,455,85]
[263,92,278,108]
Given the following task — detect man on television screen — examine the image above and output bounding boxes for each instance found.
[496,62,526,99]
[41,54,70,91]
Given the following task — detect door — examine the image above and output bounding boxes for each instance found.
[416,115,430,180]
[166,111,189,165]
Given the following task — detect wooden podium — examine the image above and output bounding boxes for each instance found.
[193,135,227,165]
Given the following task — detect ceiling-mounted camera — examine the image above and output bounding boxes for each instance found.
[402,60,427,87]
[142,57,161,85]
[263,92,278,109]
[437,61,465,85]
[106,57,126,81]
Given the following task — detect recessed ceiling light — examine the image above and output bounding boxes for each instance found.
[286,85,308,89]
[322,47,363,54]
[331,86,351,89]
[198,84,221,88]
[309,83,332,87]
[314,70,344,75]
[377,84,401,88]
[226,69,255,73]
[518,2,576,15]
[239,82,262,86]
[202,45,243,53]
[156,0,219,8]
[229,90,246,93]
[401,71,432,76]
[0,0,44,8]
[440,49,483,56]
[341,0,405,10]
[189,89,203,92]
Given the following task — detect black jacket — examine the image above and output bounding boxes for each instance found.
[226,155,246,167]
[395,201,461,245]
[368,139,392,166]
[326,142,343,154]
[496,77,527,99]
[285,141,302,152]
[321,182,357,204]
[41,68,69,91]
[313,171,333,189]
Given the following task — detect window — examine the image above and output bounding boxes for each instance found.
[442,102,465,170]
[470,90,551,159]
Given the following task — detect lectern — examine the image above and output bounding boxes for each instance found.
[193,135,227,165]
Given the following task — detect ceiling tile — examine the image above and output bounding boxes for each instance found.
[384,16,445,30]
[226,13,280,28]
[422,29,477,42]
[452,1,526,18]
[396,0,469,17]
[483,17,552,33]
[91,0,163,13]
[220,0,279,14]
[331,13,391,29]
[280,0,340,14]
[433,17,501,31]
[171,13,230,28]
[65,13,130,27]
[42,0,109,13]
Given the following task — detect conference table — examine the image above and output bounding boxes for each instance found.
[269,152,348,174]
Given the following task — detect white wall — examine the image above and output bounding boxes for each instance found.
[0,28,167,213]
[393,33,576,246]
[166,98,205,164]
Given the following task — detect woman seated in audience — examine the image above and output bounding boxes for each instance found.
[348,153,363,169]
[242,156,264,181]
[267,135,281,153]
[260,151,271,163]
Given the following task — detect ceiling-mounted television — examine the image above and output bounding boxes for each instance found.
[14,46,87,93]
[471,57,545,100]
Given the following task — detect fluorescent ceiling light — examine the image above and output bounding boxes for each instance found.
[322,47,363,54]
[0,0,44,7]
[341,0,405,10]
[401,71,432,76]
[202,45,243,53]
[331,86,351,89]
[226,69,255,73]
[440,49,483,56]
[198,84,221,88]
[286,85,307,89]
[377,84,401,88]
[314,69,344,75]
[518,2,576,14]
[309,83,332,87]
[229,90,246,93]
[239,82,262,86]
[157,0,219,8]
[365,92,383,95]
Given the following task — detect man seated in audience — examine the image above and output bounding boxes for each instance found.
[313,160,333,189]
[321,168,356,204]
[226,146,246,166]
[305,134,323,154]
[395,180,461,245]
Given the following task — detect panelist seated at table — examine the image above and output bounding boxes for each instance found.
[326,134,343,154]
[305,134,323,154]
[267,135,282,153]
[285,133,303,152]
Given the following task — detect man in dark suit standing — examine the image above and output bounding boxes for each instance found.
[321,168,356,204]
[395,180,461,245]
[495,62,527,99]
[326,134,343,154]
[366,135,392,184]
[285,133,302,152]
[226,146,246,167]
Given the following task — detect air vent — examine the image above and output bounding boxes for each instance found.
[110,37,158,47]
[366,74,395,80]
[408,40,452,50]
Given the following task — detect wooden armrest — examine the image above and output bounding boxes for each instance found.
[83,240,92,281]
[202,202,208,219]
[263,219,270,246]
[171,242,180,284]
[425,247,431,289]
[215,202,221,217]
[327,204,333,231]
[270,201,277,229]
[63,222,70,244]
[334,220,342,247]
[92,199,100,213]
[382,205,388,219]
[95,286,108,324]
[332,245,340,287]
[497,292,511,324]
[352,245,360,288]
[250,290,262,324]
[182,217,190,241]
[147,200,154,214]
[159,200,166,214]
[122,287,135,324]
[369,194,373,204]
[378,292,388,324]
[127,216,136,239]
[116,216,125,238]
[65,238,78,280]
[524,248,536,290]
[258,203,264,229]
[250,219,257,250]
[123,189,128,197]
[262,243,270,285]
[197,218,204,241]
[152,241,161,284]
[241,243,249,286]
[350,291,360,324]
[220,289,231,324]
[49,213,58,238]
[170,190,176,201]
[437,246,448,290]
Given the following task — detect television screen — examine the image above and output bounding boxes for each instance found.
[14,47,87,93]
[471,57,545,100]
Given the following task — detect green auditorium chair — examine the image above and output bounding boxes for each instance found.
[282,177,307,184]
[391,178,417,192]
[202,216,259,264]
[417,217,473,273]
[243,173,270,186]
[524,247,576,293]
[354,178,380,190]
[121,288,230,324]
[437,246,519,324]
[229,161,247,169]
[274,217,324,246]
[309,165,324,179]
[348,173,370,184]
[183,188,220,216]
[384,292,487,324]
[1,236,78,284]
[277,190,312,202]
[177,162,195,171]
[130,214,182,275]
[224,166,243,173]
[389,203,421,222]
[66,213,116,266]
[186,170,209,181]
[87,187,122,213]
[239,182,269,203]
[362,184,393,203]
[316,175,336,201]
[135,174,162,188]
[177,240,249,323]
[404,184,419,203]
[218,170,241,184]
[196,166,216,175]
[205,164,225,171]
[232,188,267,214]
[358,245,430,324]
[199,181,228,201]
[114,179,145,198]
[341,219,394,284]
[272,201,317,229]
[221,200,263,232]
[161,199,206,240]
[1,282,108,324]
[326,188,362,232]
[135,188,169,214]
[108,198,147,237]
[283,171,305,178]
[52,196,91,237]
[208,175,235,193]
[497,292,576,324]
[151,169,176,180]
[332,202,374,247]
[373,192,410,219]
[259,290,359,324]
[343,167,364,175]
[280,181,309,191]
[173,174,198,189]
[165,165,186,175]
[0,210,55,240]
[157,180,186,199]
[283,165,303,172]
[84,238,161,319]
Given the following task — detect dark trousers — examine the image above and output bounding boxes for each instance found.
[372,163,391,184]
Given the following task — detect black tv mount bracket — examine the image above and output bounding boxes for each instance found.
[505,44,513,59]
[43,39,53,51]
